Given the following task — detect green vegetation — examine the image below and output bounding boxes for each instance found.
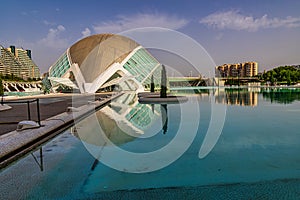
[0,73,41,82]
[150,74,155,93]
[261,65,300,85]
[160,65,167,98]
[262,88,300,104]
[0,73,24,82]
[0,77,4,96]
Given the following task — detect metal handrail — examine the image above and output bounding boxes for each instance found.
[1,96,41,126]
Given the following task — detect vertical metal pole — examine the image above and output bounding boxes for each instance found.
[37,99,41,126]
[27,101,31,120]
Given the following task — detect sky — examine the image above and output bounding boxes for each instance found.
[1,0,300,75]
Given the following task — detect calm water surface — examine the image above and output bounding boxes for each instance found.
[1,88,300,199]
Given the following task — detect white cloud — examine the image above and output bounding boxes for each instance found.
[81,28,91,38]
[200,10,300,32]
[38,25,68,49]
[93,13,188,33]
[43,20,56,26]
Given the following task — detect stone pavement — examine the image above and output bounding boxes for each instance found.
[0,93,111,135]
[0,92,122,169]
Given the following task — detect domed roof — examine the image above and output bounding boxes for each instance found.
[69,34,140,82]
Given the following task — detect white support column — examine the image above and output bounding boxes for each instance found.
[88,63,125,93]
[70,63,86,93]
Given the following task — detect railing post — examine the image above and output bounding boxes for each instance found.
[27,101,31,120]
[37,99,41,126]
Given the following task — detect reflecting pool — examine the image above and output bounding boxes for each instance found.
[1,88,300,199]
[4,91,43,97]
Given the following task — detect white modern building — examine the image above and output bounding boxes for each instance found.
[47,34,162,93]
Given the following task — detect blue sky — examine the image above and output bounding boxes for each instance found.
[1,0,300,74]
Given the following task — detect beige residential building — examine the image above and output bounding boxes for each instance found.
[215,62,258,77]
[0,45,40,80]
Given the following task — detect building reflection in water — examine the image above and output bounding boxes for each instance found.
[214,88,259,107]
[71,92,162,147]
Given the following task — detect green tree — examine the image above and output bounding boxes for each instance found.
[150,74,155,93]
[290,70,298,82]
[286,71,292,85]
[279,70,287,82]
[160,65,167,98]
[262,65,300,84]
[270,71,276,86]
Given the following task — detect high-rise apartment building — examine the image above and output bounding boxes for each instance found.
[215,62,258,78]
[0,45,40,80]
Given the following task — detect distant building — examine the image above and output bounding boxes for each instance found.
[215,62,258,78]
[0,45,40,80]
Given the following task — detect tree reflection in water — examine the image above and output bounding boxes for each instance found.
[262,88,300,104]
[160,104,168,134]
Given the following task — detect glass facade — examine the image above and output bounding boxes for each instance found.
[49,52,70,77]
[123,48,161,87]
[125,103,158,130]
[110,93,159,131]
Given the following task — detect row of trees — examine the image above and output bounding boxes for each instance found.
[260,66,300,85]
[0,74,42,95]
[0,73,24,82]
[0,73,41,82]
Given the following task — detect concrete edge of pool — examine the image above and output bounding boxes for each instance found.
[0,92,124,169]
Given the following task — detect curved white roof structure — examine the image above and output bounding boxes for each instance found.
[48,34,162,93]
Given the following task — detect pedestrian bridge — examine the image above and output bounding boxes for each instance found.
[168,76,259,87]
[168,77,216,87]
[2,81,42,92]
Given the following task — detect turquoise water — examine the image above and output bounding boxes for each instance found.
[4,91,42,97]
[1,88,300,199]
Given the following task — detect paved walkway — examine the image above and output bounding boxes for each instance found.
[0,92,123,169]
[0,93,111,135]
